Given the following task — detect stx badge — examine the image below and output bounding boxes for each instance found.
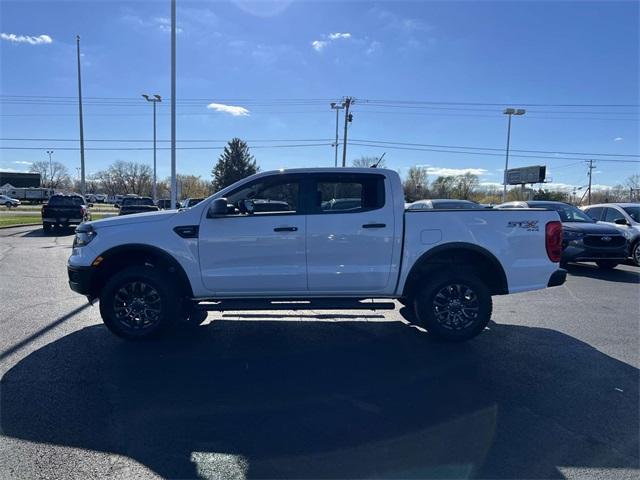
[507,220,540,232]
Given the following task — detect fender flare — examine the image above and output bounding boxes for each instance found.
[402,242,508,296]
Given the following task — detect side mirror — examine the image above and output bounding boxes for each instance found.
[208,198,230,217]
[615,218,629,226]
[88,203,94,207]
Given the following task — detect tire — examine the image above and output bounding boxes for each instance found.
[413,270,492,342]
[99,265,181,339]
[596,260,618,270]
[632,242,640,267]
[42,223,53,233]
[5,202,12,208]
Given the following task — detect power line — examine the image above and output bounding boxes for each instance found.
[0,143,333,151]
[0,137,332,143]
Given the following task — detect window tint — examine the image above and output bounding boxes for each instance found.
[227,178,300,214]
[622,206,640,222]
[49,196,83,206]
[604,207,625,223]
[315,175,384,213]
[584,207,603,221]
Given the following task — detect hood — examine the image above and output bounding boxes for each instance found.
[563,222,622,235]
[88,209,178,229]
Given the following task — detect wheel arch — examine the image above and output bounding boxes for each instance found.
[402,242,508,298]
[90,244,194,299]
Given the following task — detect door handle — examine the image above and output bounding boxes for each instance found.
[362,223,386,229]
[274,226,298,232]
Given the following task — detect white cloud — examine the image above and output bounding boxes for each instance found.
[426,167,488,176]
[311,32,352,53]
[366,41,381,55]
[1,33,52,45]
[614,137,623,142]
[154,17,183,34]
[207,103,250,117]
[13,161,32,165]
[311,40,328,52]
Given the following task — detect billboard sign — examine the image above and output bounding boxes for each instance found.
[506,165,546,185]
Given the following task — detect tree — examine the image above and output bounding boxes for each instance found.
[403,166,429,202]
[175,174,211,199]
[93,161,153,196]
[532,189,568,201]
[352,156,385,168]
[432,176,457,198]
[211,138,258,192]
[454,173,479,199]
[30,160,71,189]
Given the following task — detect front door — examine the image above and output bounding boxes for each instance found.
[199,174,307,295]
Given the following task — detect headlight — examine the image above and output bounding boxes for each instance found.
[73,225,97,247]
[563,230,585,240]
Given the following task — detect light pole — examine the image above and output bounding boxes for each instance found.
[170,0,177,209]
[330,101,345,167]
[46,150,54,189]
[502,108,526,201]
[142,94,162,201]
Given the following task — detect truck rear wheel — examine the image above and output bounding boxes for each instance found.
[42,223,53,234]
[596,260,618,270]
[99,265,180,339]
[413,270,492,342]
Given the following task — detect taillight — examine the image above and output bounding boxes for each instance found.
[545,221,563,263]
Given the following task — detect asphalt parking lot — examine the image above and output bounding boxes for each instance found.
[0,224,638,480]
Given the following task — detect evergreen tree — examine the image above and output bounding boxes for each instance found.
[211,138,258,192]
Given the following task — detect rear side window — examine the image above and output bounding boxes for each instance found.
[604,207,625,223]
[49,196,83,206]
[584,207,603,221]
[314,175,385,213]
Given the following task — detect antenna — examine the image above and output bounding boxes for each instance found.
[371,152,386,168]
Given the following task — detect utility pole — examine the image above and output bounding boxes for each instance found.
[330,101,345,167]
[142,94,162,201]
[46,150,53,189]
[587,159,596,205]
[341,97,353,167]
[76,35,86,195]
[170,0,177,209]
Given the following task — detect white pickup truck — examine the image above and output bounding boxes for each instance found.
[67,168,566,341]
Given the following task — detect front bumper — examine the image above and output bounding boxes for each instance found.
[547,269,567,287]
[562,241,627,263]
[67,265,95,296]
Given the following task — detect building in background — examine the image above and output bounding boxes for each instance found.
[0,171,41,188]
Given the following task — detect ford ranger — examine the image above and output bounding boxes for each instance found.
[67,168,566,341]
[43,194,91,232]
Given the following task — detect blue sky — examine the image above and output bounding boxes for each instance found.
[1,0,638,191]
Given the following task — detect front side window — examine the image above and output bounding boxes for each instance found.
[315,175,384,213]
[604,207,625,223]
[227,177,300,214]
[622,206,640,223]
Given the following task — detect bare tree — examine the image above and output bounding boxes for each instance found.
[431,176,457,198]
[30,160,71,189]
[352,156,385,168]
[403,166,429,202]
[454,172,479,200]
[93,161,153,196]
[175,174,212,199]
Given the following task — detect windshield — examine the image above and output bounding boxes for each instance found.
[536,203,594,223]
[48,196,84,206]
[122,197,153,206]
[623,206,640,222]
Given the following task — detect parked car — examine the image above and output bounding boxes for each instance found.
[156,199,171,209]
[497,201,628,269]
[407,199,484,210]
[0,194,20,208]
[68,168,565,341]
[118,197,159,216]
[582,203,640,266]
[181,198,204,208]
[42,194,91,232]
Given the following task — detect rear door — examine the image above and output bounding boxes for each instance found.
[306,173,396,294]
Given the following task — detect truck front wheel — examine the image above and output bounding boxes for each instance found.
[99,265,180,339]
[413,271,492,342]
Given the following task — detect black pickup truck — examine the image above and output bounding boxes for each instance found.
[42,194,91,232]
[118,197,159,216]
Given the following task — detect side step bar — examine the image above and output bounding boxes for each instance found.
[195,298,397,312]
